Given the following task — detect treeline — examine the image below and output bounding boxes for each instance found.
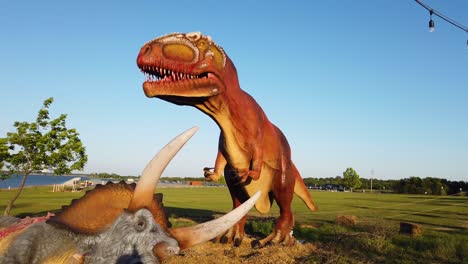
[160,176,205,182]
[89,172,466,196]
[88,173,227,184]
[302,176,395,191]
[88,172,136,181]
[161,176,227,184]
[303,176,467,195]
[394,177,467,195]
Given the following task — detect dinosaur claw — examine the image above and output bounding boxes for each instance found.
[203,167,221,182]
[251,239,262,249]
[234,238,242,247]
[220,236,229,244]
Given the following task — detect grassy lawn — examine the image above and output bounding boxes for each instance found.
[1,186,467,263]
[1,186,466,231]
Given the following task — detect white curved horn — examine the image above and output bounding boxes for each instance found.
[128,126,199,211]
[170,191,261,249]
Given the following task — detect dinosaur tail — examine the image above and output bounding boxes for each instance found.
[292,163,318,211]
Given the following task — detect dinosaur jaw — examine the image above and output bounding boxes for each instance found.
[140,66,221,98]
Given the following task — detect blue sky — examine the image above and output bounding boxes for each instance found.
[0,1,467,181]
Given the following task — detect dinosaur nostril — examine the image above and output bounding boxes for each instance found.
[141,44,152,56]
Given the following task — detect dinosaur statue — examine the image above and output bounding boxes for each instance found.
[0,127,260,263]
[137,32,318,248]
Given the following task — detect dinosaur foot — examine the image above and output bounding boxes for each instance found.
[215,226,244,247]
[251,230,296,248]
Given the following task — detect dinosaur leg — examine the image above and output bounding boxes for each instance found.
[252,166,296,248]
[217,168,250,247]
[219,196,248,247]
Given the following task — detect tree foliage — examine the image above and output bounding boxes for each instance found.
[0,98,87,215]
[342,167,361,192]
[0,138,10,180]
[392,177,467,195]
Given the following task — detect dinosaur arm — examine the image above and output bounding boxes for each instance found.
[204,150,226,182]
[236,132,264,183]
[213,149,227,178]
[248,143,263,181]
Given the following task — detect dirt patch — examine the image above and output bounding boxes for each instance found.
[299,223,319,229]
[164,236,317,264]
[461,221,468,229]
[431,227,457,232]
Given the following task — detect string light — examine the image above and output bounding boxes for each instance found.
[414,0,468,47]
[428,10,435,32]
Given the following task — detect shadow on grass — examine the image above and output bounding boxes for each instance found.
[165,206,223,223]
[404,196,468,201]
[1,202,37,210]
[385,217,466,232]
[436,210,468,217]
[15,208,62,218]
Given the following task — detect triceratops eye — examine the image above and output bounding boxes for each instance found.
[134,216,147,232]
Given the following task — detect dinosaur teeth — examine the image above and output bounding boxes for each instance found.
[141,65,209,83]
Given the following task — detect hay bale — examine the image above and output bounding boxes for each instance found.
[399,222,423,236]
[336,215,358,226]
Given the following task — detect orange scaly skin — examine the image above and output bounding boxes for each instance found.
[137,32,318,247]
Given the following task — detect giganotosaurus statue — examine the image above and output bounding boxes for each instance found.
[0,127,260,263]
[137,32,317,248]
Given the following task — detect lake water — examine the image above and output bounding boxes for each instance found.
[0,175,110,189]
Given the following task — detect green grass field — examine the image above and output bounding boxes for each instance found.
[1,186,467,231]
[1,186,467,263]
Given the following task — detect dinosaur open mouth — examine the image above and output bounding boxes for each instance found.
[140,66,209,84]
[138,65,221,98]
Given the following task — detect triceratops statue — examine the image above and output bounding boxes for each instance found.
[0,127,260,263]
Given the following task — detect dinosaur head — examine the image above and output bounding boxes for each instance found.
[137,32,235,104]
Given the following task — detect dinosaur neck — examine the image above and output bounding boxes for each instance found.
[196,85,265,152]
[194,59,265,144]
[196,82,244,132]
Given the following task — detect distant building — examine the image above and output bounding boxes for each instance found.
[186,181,203,186]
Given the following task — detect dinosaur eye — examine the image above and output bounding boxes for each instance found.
[162,44,195,62]
[134,217,147,232]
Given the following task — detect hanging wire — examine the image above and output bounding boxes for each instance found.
[414,0,468,33]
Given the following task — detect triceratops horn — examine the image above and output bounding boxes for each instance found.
[170,191,261,249]
[128,126,199,212]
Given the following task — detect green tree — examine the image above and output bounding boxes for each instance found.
[0,98,87,215]
[0,138,10,181]
[342,167,361,192]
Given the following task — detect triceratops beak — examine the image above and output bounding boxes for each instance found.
[128,126,199,212]
[169,191,261,249]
